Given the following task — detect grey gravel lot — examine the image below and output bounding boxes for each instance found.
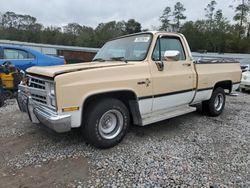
[0,92,249,188]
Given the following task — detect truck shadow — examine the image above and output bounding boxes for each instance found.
[129,110,203,139]
[33,109,204,148]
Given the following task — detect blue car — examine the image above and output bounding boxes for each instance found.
[0,45,65,71]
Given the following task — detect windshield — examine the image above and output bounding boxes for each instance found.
[93,34,152,62]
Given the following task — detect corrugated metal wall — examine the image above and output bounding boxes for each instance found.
[0,40,99,62]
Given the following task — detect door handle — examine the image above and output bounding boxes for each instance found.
[182,63,191,66]
[137,79,151,87]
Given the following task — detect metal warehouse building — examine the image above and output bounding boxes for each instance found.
[0,40,99,63]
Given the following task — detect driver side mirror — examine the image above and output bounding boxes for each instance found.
[164,50,180,61]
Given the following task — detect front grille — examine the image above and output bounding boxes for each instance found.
[29,77,46,90]
[22,75,56,110]
[27,76,51,107]
[31,94,47,104]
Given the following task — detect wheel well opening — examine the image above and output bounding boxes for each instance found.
[82,91,141,125]
[214,81,232,93]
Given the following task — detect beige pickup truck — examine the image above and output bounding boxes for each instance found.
[17,31,241,148]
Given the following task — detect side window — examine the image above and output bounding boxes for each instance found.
[152,37,186,61]
[3,49,34,60]
[28,52,35,59]
[3,49,19,59]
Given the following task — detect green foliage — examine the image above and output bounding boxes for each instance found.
[0,12,142,48]
[173,2,186,30]
[125,19,142,34]
[0,1,250,54]
[159,2,187,32]
[159,6,172,31]
[233,0,250,38]
[180,0,250,53]
[180,21,206,51]
[205,0,217,24]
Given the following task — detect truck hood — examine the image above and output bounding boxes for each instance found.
[26,62,130,78]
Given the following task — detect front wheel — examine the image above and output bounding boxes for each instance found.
[202,87,226,117]
[82,98,130,149]
[0,94,4,107]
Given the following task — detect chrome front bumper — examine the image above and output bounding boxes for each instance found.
[17,85,71,133]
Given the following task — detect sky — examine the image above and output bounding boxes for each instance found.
[0,0,237,29]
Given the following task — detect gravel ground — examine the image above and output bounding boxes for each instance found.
[0,92,249,188]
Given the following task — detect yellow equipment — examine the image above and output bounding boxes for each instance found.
[0,62,24,92]
[0,72,15,89]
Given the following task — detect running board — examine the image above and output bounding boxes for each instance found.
[142,105,197,126]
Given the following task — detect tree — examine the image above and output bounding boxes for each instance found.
[76,26,95,47]
[214,9,229,31]
[233,0,250,38]
[40,26,63,44]
[0,11,38,30]
[173,2,186,31]
[180,21,206,51]
[0,12,145,48]
[63,23,82,35]
[213,10,230,52]
[124,19,141,34]
[94,21,125,47]
[205,0,217,20]
[205,0,217,29]
[1,10,250,53]
[159,6,172,31]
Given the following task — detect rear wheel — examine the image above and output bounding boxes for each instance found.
[202,87,226,117]
[82,98,130,149]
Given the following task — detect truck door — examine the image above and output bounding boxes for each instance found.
[149,35,196,112]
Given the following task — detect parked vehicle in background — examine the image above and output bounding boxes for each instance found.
[240,70,250,91]
[240,64,250,72]
[0,45,65,71]
[18,31,241,149]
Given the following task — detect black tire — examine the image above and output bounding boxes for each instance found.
[0,94,4,107]
[82,98,130,149]
[4,90,13,99]
[202,87,226,117]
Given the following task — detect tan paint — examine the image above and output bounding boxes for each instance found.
[26,31,241,112]
[27,62,132,78]
[55,61,153,111]
[148,33,197,95]
[195,63,241,90]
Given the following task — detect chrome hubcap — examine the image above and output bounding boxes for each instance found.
[98,109,124,140]
[214,93,224,111]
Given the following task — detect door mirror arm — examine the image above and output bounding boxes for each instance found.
[155,61,164,71]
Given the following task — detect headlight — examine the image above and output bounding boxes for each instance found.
[50,83,55,96]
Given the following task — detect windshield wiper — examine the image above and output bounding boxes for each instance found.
[92,58,106,62]
[110,57,128,63]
